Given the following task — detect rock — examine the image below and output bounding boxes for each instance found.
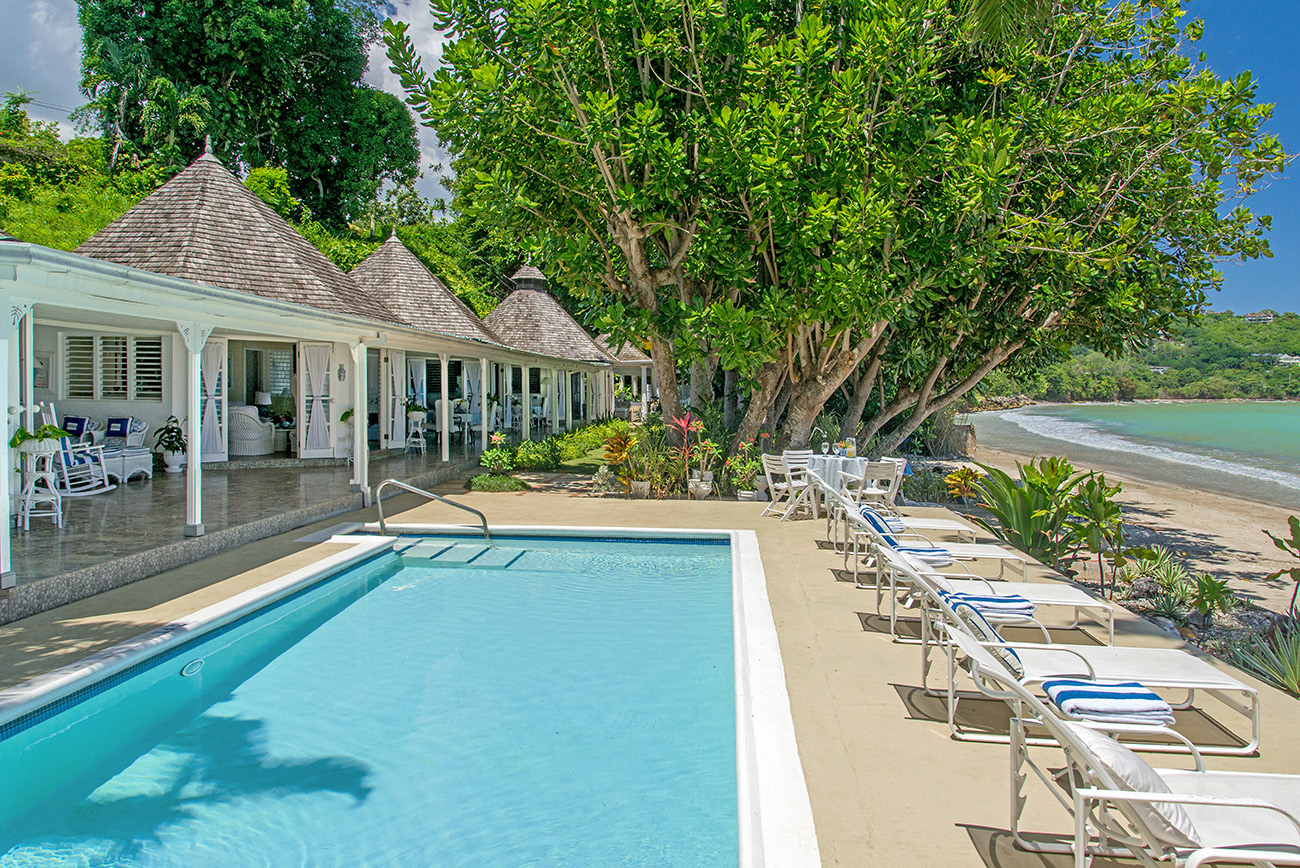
[968,394,1035,412]
[1149,615,1181,638]
[1127,577,1160,600]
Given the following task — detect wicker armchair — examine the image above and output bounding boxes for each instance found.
[229,405,274,456]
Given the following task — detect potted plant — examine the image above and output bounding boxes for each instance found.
[9,423,69,454]
[725,439,763,501]
[405,398,427,422]
[154,416,187,473]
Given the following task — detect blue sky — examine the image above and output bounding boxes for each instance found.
[0,0,1294,313]
[1190,1,1298,314]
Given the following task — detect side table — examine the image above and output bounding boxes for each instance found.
[17,444,62,530]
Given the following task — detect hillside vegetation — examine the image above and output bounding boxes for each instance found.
[983,311,1300,401]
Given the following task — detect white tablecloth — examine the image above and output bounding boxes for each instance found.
[808,455,869,492]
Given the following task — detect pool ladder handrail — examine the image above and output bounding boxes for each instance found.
[374,479,492,545]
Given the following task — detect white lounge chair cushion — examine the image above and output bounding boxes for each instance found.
[1066,723,1200,849]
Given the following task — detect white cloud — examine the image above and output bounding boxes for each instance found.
[364,0,454,207]
[0,0,82,134]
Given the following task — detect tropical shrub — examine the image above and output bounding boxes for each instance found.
[478,432,514,475]
[724,439,763,491]
[971,458,1091,570]
[944,467,983,501]
[1231,625,1300,696]
[1188,573,1235,636]
[513,438,562,470]
[468,473,529,492]
[1264,516,1300,617]
[900,470,950,504]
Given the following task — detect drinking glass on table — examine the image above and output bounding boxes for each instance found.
[820,441,830,456]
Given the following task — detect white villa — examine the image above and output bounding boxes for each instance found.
[0,151,648,589]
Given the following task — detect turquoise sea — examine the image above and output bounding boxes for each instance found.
[968,402,1300,509]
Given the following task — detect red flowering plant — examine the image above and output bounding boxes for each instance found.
[724,438,763,491]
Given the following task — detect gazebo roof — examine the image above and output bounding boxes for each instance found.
[595,334,652,364]
[351,234,502,346]
[510,265,547,282]
[484,290,614,364]
[76,153,393,323]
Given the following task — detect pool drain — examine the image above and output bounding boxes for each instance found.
[180,659,205,677]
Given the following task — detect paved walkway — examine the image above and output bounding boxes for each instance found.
[9,451,468,583]
[0,492,1295,867]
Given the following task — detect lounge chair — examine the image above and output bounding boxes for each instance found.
[826,500,977,556]
[812,474,1026,584]
[876,545,1114,645]
[927,590,1259,755]
[1010,701,1299,866]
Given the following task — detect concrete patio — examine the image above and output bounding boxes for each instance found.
[0,492,1295,867]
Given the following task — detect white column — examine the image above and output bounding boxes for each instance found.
[439,353,451,462]
[21,312,33,434]
[350,343,369,500]
[0,333,12,587]
[641,366,649,416]
[522,365,532,441]
[177,321,211,537]
[479,357,489,451]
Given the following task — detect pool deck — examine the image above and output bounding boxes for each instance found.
[0,490,1295,867]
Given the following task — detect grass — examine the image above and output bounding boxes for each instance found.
[468,474,530,492]
[561,446,608,472]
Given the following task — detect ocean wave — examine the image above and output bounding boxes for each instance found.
[999,409,1300,494]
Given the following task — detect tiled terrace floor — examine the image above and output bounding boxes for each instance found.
[10,450,477,583]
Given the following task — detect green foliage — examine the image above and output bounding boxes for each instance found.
[1264,516,1300,617]
[468,473,529,492]
[901,470,951,504]
[245,167,309,222]
[8,424,70,449]
[1,93,163,247]
[1230,625,1300,696]
[153,416,186,453]
[78,0,418,222]
[944,467,984,501]
[724,438,763,491]
[555,419,629,462]
[972,457,1092,569]
[387,0,1286,450]
[1188,573,1235,635]
[983,313,1300,402]
[478,432,514,475]
[1063,474,1127,595]
[513,438,562,471]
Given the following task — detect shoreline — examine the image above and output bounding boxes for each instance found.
[974,444,1297,614]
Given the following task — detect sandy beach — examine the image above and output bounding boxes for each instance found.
[976,444,1298,613]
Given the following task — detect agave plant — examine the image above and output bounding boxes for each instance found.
[1231,625,1300,696]
[971,457,1092,570]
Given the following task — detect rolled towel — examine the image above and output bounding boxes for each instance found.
[1042,679,1175,726]
[894,545,953,567]
[940,590,1036,618]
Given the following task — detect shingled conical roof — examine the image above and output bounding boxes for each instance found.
[595,334,652,364]
[351,234,501,345]
[485,289,614,364]
[76,153,393,322]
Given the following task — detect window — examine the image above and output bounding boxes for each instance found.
[269,349,293,395]
[62,334,164,401]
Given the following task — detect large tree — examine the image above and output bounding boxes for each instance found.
[78,0,419,222]
[387,0,1283,449]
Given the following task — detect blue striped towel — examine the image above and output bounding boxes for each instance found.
[1042,679,1175,726]
[894,545,953,567]
[939,590,1036,618]
[861,506,905,534]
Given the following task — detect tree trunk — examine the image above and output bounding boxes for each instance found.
[688,355,718,410]
[649,335,683,424]
[733,363,782,451]
[722,369,737,429]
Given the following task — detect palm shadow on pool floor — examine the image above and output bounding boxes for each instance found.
[1,712,373,862]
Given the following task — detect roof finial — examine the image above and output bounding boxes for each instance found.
[203,135,212,156]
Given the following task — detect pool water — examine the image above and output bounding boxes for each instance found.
[0,536,737,867]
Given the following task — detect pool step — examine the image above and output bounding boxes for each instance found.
[403,541,528,569]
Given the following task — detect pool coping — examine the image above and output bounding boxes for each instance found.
[0,524,820,868]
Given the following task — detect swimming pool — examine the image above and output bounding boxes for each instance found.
[0,528,818,867]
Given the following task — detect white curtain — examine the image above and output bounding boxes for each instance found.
[464,362,481,414]
[503,366,513,428]
[408,358,427,409]
[200,342,223,454]
[304,345,331,452]
[388,351,406,444]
